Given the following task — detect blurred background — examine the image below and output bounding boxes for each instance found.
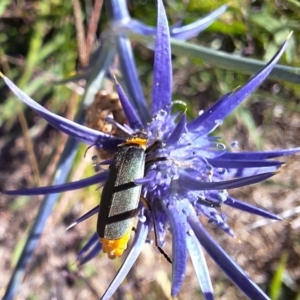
[1,0,300,299]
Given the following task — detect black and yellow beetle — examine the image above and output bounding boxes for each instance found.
[96,132,148,259]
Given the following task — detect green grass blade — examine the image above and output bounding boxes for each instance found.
[269,252,288,300]
[131,33,300,84]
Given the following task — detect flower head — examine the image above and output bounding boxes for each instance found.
[1,1,299,299]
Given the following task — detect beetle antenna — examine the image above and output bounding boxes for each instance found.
[84,144,96,158]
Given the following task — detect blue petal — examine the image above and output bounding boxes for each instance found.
[67,205,100,229]
[135,172,156,185]
[152,206,168,247]
[101,220,149,300]
[188,211,270,300]
[117,36,150,123]
[3,171,109,195]
[161,201,187,296]
[0,73,122,148]
[187,38,289,134]
[116,82,143,130]
[200,209,235,237]
[77,232,99,262]
[165,112,187,146]
[152,0,172,115]
[126,19,156,36]
[128,5,227,41]
[227,166,280,178]
[178,170,276,190]
[78,240,102,266]
[171,5,227,40]
[207,158,283,169]
[225,197,282,220]
[105,0,130,21]
[186,233,214,300]
[187,92,232,132]
[220,147,300,160]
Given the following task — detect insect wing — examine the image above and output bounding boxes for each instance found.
[97,144,145,240]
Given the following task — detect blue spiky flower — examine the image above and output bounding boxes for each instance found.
[1,1,299,299]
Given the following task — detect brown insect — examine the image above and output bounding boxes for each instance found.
[85,90,128,159]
